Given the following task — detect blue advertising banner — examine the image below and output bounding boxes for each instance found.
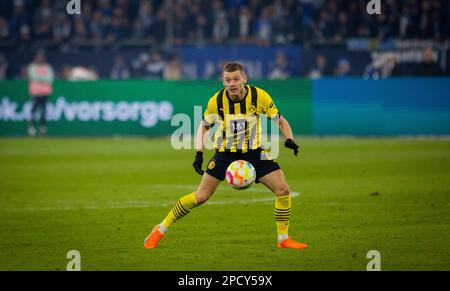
[313,78,450,135]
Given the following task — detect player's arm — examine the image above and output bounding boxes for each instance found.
[262,90,300,156]
[193,122,210,175]
[195,122,210,152]
[275,116,299,156]
[277,115,294,141]
[193,98,216,175]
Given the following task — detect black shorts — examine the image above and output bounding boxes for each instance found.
[205,148,281,183]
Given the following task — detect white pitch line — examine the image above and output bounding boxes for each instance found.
[209,191,300,205]
[0,188,300,212]
[153,184,274,193]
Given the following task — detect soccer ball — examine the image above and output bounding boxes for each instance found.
[225,160,256,190]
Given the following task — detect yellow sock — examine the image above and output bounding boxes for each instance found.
[161,192,198,231]
[275,195,291,241]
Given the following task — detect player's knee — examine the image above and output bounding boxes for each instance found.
[195,191,210,205]
[275,186,290,197]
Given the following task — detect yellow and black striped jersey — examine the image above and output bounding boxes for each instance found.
[203,85,280,153]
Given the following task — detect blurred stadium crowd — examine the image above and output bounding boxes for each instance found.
[1,0,449,46]
[0,0,449,80]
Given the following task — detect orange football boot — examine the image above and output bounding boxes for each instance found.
[277,237,308,249]
[144,225,164,249]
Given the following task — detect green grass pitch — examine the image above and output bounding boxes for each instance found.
[0,137,449,270]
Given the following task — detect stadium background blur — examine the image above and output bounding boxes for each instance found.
[0,0,449,80]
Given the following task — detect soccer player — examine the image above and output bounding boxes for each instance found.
[144,62,308,249]
[27,50,54,136]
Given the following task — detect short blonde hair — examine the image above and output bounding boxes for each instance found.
[223,62,245,74]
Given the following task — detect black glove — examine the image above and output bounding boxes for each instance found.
[284,139,299,156]
[193,151,204,176]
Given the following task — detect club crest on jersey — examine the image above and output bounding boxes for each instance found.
[208,161,216,169]
[248,105,257,113]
